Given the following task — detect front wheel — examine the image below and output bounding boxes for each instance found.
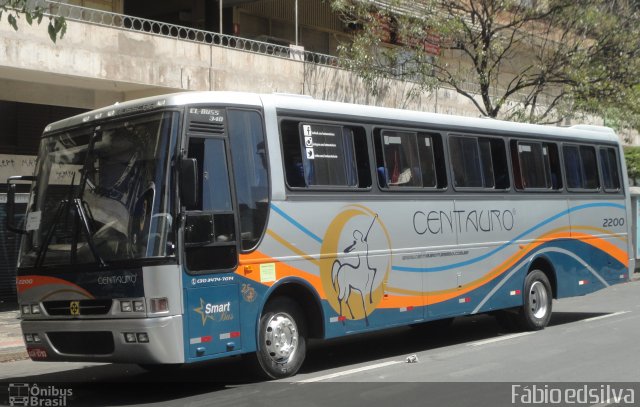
[256,297,306,379]
[516,270,553,331]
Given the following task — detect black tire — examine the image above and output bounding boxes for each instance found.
[515,270,553,331]
[256,297,307,379]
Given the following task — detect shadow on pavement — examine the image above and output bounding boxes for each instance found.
[0,310,616,406]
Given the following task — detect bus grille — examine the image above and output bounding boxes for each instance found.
[48,331,114,355]
[43,299,113,316]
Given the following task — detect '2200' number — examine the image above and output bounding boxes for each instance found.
[602,217,625,227]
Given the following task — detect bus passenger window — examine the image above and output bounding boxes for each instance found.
[449,135,507,190]
[280,120,368,189]
[351,127,372,188]
[581,146,600,189]
[417,134,437,188]
[511,140,560,191]
[599,147,621,191]
[563,144,600,190]
[547,143,563,190]
[378,131,422,187]
[450,136,483,188]
[516,142,550,189]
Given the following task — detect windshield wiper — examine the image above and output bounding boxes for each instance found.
[35,128,107,268]
[35,198,106,268]
[73,197,106,267]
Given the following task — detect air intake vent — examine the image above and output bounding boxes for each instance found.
[44,299,113,316]
[188,120,225,134]
[48,331,114,355]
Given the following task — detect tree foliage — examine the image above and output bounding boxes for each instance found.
[331,0,640,125]
[624,146,640,184]
[0,0,66,42]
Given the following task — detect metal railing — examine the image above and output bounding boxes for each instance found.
[40,1,558,118]
[45,1,340,67]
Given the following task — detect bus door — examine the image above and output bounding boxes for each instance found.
[182,133,242,358]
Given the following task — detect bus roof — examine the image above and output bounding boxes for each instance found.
[43,91,619,144]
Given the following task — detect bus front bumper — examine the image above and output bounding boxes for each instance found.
[20,315,185,364]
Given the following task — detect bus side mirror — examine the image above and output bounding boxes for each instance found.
[180,158,198,209]
[6,175,35,234]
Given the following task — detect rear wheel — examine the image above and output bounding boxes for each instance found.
[256,297,306,379]
[515,270,553,331]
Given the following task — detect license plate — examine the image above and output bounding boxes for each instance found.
[27,347,48,360]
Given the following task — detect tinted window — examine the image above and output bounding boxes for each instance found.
[281,120,369,189]
[374,130,446,189]
[188,138,232,211]
[449,135,508,189]
[228,110,269,251]
[563,145,600,190]
[512,141,562,191]
[599,147,621,191]
[185,137,237,273]
[378,131,422,187]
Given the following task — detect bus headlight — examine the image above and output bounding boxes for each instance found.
[133,300,145,313]
[31,304,41,315]
[120,301,132,312]
[21,305,31,316]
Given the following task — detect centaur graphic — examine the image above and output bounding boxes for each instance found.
[331,215,378,326]
[320,205,392,325]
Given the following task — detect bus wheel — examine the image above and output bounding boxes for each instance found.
[516,270,553,331]
[256,297,306,379]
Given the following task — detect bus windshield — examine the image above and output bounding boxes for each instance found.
[19,111,178,269]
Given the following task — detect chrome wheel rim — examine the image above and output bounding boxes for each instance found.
[263,312,298,364]
[529,281,549,319]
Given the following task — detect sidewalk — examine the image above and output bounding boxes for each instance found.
[0,310,27,362]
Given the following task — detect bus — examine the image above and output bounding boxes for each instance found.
[6,92,632,379]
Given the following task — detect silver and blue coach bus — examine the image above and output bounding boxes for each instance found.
[6,92,632,378]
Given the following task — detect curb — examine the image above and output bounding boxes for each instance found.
[0,349,28,363]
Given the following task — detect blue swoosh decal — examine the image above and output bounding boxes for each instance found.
[392,202,626,273]
[271,204,323,244]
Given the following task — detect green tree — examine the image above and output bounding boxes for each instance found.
[1,0,66,42]
[624,146,640,185]
[332,0,640,125]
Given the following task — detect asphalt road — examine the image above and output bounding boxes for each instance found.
[1,280,639,406]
